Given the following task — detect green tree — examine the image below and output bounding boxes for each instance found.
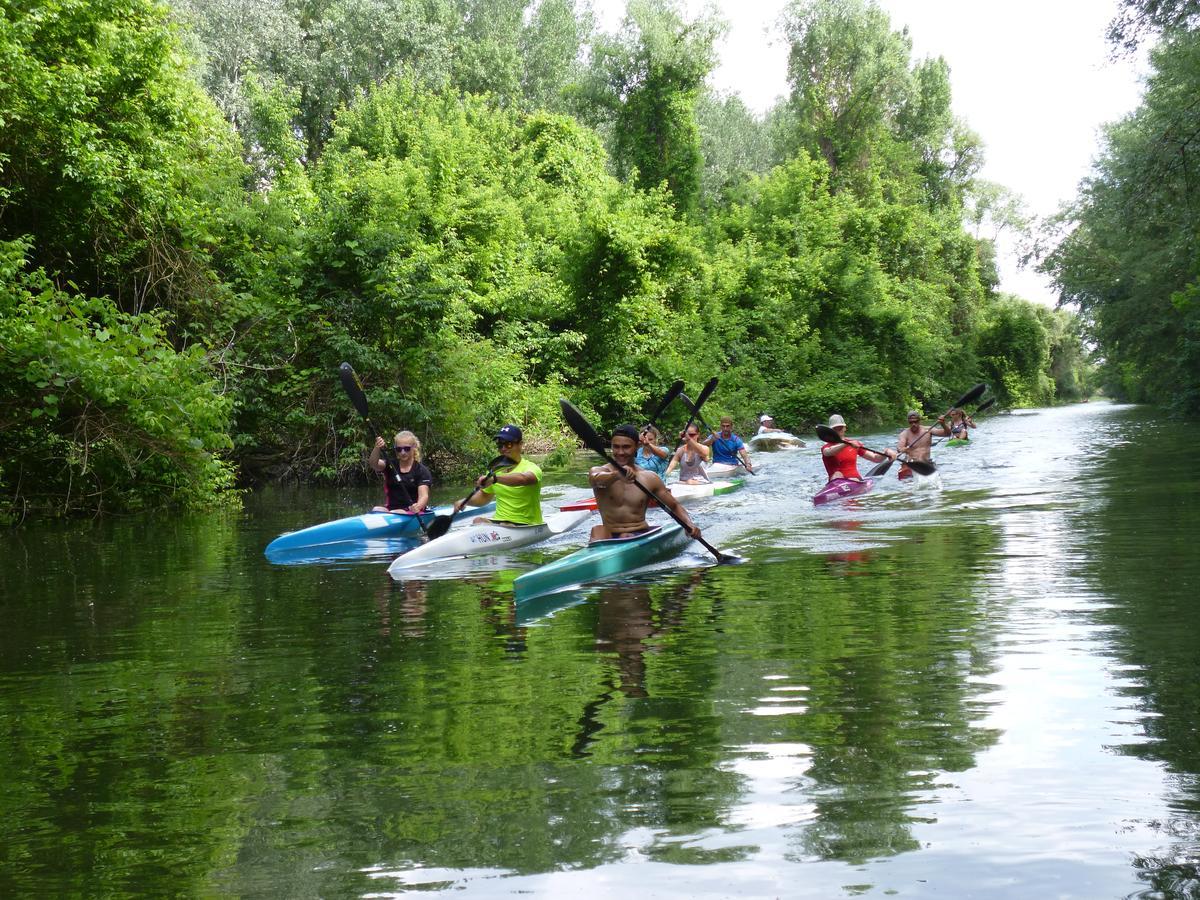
[579,0,724,216]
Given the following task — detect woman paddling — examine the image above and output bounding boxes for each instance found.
[821,414,896,482]
[664,425,711,484]
[369,431,432,514]
[947,407,976,441]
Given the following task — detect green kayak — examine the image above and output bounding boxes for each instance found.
[945,438,970,447]
[513,523,689,603]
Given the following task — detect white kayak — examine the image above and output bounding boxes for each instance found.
[749,431,806,451]
[669,478,746,501]
[707,461,756,478]
[386,509,593,579]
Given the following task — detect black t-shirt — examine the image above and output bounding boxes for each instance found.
[383,461,433,510]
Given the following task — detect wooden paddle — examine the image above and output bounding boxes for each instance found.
[424,454,516,541]
[339,362,428,531]
[861,382,987,477]
[815,424,938,477]
[560,399,739,565]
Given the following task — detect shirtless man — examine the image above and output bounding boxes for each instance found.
[896,410,951,479]
[588,424,702,543]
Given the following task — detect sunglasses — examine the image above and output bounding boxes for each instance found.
[496,439,518,448]
[394,445,414,452]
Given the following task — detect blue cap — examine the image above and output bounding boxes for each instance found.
[495,424,523,443]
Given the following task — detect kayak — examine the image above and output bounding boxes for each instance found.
[813,477,875,505]
[557,478,745,511]
[386,508,593,579]
[945,438,970,447]
[513,523,690,602]
[749,431,806,451]
[265,501,495,555]
[707,461,748,478]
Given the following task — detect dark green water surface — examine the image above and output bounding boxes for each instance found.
[3,402,1199,898]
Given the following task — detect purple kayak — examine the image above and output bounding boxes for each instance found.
[813,477,875,506]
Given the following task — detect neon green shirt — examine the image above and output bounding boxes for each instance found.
[481,457,544,525]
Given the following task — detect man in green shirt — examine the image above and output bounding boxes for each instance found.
[454,424,544,525]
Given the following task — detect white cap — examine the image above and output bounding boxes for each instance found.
[827,414,846,428]
[760,414,774,423]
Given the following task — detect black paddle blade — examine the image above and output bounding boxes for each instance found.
[647,380,685,426]
[338,362,371,419]
[867,457,894,477]
[560,399,609,457]
[425,515,453,541]
[816,424,843,444]
[906,459,937,476]
[975,398,996,415]
[955,382,987,410]
[693,377,719,411]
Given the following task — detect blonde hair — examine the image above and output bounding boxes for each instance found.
[392,430,422,463]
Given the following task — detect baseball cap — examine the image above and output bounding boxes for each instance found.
[828,414,846,428]
[760,414,774,423]
[907,410,921,420]
[612,423,639,442]
[495,424,523,443]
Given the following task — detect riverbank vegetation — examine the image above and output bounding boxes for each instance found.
[1045,0,1200,415]
[2,0,1092,517]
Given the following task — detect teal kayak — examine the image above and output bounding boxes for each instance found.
[513,523,689,603]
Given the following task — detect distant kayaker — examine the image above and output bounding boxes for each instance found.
[896,411,950,480]
[664,425,710,484]
[704,416,755,472]
[948,407,976,440]
[636,424,671,477]
[589,424,701,542]
[369,431,432,513]
[453,424,545,526]
[757,414,785,434]
[821,414,896,482]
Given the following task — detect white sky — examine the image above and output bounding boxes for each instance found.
[592,0,1149,306]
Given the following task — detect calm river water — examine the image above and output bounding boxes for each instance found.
[2,401,1199,898]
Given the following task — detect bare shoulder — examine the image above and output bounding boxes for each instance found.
[637,469,667,492]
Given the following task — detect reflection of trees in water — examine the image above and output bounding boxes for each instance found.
[714,524,1006,865]
[1067,417,1200,894]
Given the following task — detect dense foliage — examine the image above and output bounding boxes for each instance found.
[1,0,1090,516]
[1045,17,1200,414]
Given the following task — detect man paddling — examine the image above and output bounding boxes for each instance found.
[821,414,896,482]
[453,424,544,525]
[704,415,755,472]
[589,424,701,543]
[896,410,950,480]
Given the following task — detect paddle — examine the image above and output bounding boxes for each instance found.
[678,379,718,437]
[645,380,685,429]
[815,424,937,478]
[424,454,516,541]
[339,362,428,530]
[560,399,739,565]
[861,382,987,477]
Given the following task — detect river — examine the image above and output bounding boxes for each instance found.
[2,400,1198,898]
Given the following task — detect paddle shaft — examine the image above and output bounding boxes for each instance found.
[646,380,685,430]
[425,454,516,540]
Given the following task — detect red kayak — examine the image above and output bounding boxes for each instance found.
[813,477,875,505]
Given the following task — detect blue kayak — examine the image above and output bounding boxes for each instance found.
[512,523,689,603]
[265,501,495,556]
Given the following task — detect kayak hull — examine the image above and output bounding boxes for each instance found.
[558,478,744,511]
[749,432,806,451]
[513,523,689,602]
[386,509,592,579]
[945,438,970,447]
[706,461,747,478]
[813,477,875,506]
[265,501,495,555]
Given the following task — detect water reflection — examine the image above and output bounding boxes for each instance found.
[4,403,1200,896]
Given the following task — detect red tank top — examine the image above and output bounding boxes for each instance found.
[822,442,866,480]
